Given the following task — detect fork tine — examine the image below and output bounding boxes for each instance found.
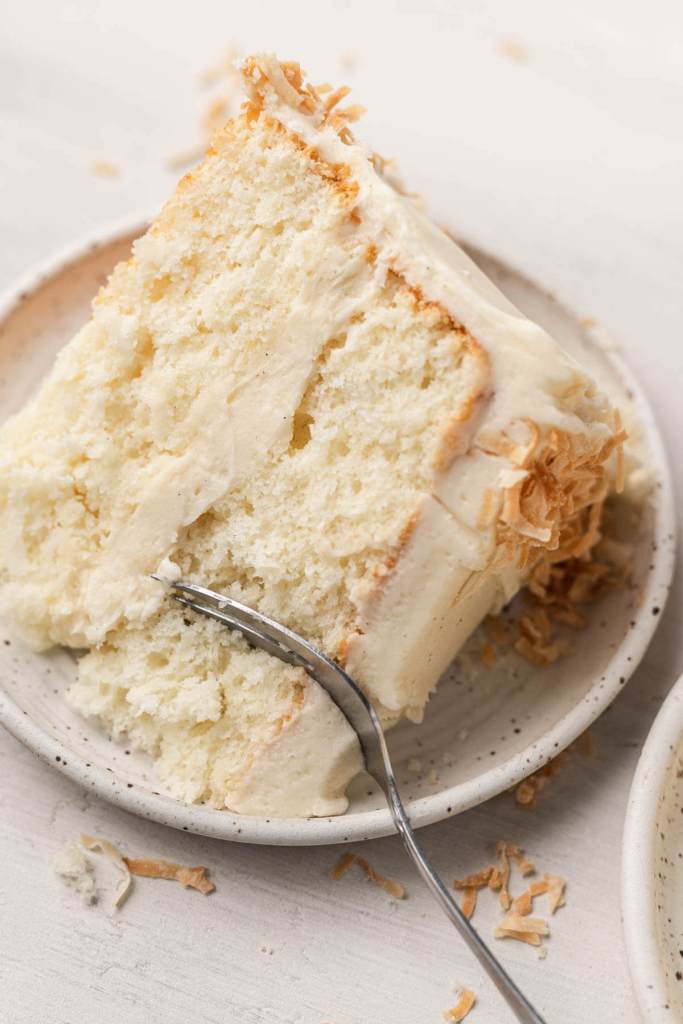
[173,595,306,669]
[158,578,301,652]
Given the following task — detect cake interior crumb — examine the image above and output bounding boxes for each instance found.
[54,841,97,905]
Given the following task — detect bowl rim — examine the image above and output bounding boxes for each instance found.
[622,672,683,1021]
[0,217,676,846]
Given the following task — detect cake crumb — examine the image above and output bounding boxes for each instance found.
[77,835,215,907]
[427,768,439,785]
[407,757,422,775]
[54,841,97,905]
[330,852,405,899]
[90,161,120,178]
[79,834,132,908]
[444,988,477,1021]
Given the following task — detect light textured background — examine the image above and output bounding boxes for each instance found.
[1,2,682,1021]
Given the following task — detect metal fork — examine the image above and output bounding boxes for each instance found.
[153,576,547,1024]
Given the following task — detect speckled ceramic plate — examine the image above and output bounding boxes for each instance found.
[0,219,675,845]
[623,674,683,1021]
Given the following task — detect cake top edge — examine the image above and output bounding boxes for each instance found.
[240,53,364,144]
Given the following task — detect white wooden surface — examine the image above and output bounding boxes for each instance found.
[1,3,682,1021]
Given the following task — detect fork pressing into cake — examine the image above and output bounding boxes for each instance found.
[155,575,547,1024]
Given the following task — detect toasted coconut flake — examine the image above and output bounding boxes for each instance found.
[488,866,503,892]
[453,842,563,949]
[494,912,549,945]
[124,857,214,895]
[335,103,365,123]
[329,852,356,880]
[259,55,306,109]
[453,866,494,892]
[511,888,533,916]
[444,989,477,1021]
[460,887,478,920]
[494,842,513,910]
[330,853,405,899]
[322,85,351,115]
[511,879,548,916]
[494,927,542,947]
[79,834,132,908]
[490,410,625,580]
[509,846,535,877]
[502,494,629,670]
[241,56,362,143]
[544,873,566,914]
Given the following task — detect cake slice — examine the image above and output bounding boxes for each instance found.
[0,56,623,816]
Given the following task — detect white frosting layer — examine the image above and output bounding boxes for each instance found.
[225,681,363,817]
[251,56,614,718]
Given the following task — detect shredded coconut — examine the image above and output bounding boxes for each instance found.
[452,843,565,955]
[77,835,215,908]
[124,857,214,895]
[330,852,405,899]
[444,988,477,1021]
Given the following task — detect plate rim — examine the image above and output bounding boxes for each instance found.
[622,672,683,1021]
[0,217,676,846]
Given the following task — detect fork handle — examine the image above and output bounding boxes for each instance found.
[386,783,547,1024]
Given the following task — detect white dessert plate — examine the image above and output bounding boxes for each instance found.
[0,219,675,846]
[623,673,683,1022]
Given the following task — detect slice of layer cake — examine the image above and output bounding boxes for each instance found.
[0,56,624,816]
